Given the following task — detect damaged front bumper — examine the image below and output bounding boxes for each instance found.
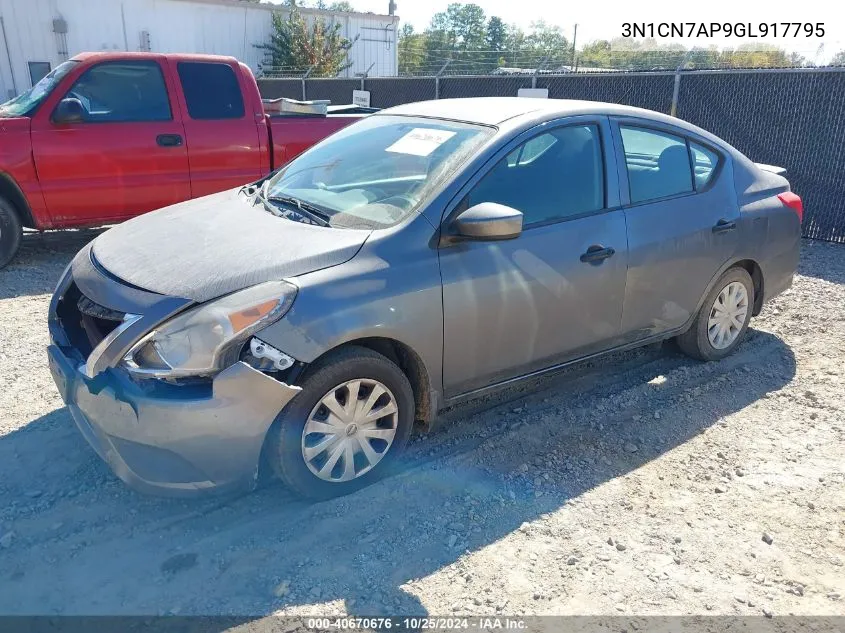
[46,244,301,496]
[48,345,301,496]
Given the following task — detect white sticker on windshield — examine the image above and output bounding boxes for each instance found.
[386,128,456,157]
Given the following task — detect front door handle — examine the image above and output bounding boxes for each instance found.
[580,245,616,264]
[712,218,737,233]
[156,134,183,147]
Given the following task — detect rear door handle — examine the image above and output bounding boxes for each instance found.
[580,245,616,263]
[712,218,737,233]
[156,134,183,147]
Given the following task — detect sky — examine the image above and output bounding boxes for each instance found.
[267,0,843,61]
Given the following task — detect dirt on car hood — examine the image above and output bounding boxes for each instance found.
[92,188,371,302]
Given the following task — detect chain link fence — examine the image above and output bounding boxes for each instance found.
[257,67,845,243]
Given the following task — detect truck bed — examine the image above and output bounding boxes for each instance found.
[266,104,375,167]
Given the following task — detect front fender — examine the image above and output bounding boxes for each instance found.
[257,216,445,409]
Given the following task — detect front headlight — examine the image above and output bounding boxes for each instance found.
[123,280,297,378]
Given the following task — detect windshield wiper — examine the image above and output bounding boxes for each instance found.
[265,195,332,227]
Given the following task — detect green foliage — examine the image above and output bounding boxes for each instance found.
[525,20,570,66]
[398,23,428,75]
[397,2,812,75]
[485,16,506,67]
[258,5,355,77]
[327,1,356,10]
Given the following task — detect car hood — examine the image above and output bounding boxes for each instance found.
[92,188,371,302]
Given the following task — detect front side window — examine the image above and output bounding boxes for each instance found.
[264,115,493,229]
[620,126,693,203]
[177,62,245,120]
[63,61,171,122]
[467,124,605,227]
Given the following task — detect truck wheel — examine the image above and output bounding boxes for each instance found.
[676,267,754,361]
[267,345,415,500]
[0,197,23,269]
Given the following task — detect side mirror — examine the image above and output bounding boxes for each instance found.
[451,202,523,240]
[52,98,85,124]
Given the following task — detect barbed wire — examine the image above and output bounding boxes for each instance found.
[258,45,843,78]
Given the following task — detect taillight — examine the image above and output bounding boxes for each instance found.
[777,192,803,223]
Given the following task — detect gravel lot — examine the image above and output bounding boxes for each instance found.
[0,230,843,619]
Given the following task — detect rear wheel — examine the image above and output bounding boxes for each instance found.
[267,346,414,499]
[676,267,754,361]
[0,197,22,269]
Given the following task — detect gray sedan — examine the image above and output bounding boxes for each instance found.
[47,98,802,499]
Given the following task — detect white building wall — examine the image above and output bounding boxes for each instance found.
[0,0,398,98]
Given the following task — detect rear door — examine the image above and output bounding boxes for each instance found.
[31,59,191,224]
[439,117,629,397]
[611,119,740,342]
[168,59,263,197]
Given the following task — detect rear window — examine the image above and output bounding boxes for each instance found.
[177,62,245,120]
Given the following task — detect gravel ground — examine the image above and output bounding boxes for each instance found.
[0,230,843,619]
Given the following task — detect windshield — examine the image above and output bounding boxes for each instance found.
[0,60,79,118]
[264,115,493,229]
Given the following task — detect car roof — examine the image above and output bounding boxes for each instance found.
[71,51,238,64]
[382,97,744,158]
[383,96,695,130]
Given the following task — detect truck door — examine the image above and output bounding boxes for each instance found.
[30,59,191,224]
[167,59,263,198]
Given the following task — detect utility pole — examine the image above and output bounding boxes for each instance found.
[571,23,578,69]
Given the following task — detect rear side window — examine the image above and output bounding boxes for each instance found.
[177,62,245,120]
[689,141,720,189]
[467,124,605,226]
[64,61,171,122]
[620,126,693,203]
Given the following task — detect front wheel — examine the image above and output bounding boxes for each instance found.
[676,267,754,361]
[267,345,415,499]
[0,197,23,269]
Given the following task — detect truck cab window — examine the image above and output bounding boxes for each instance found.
[177,62,245,120]
[63,61,171,123]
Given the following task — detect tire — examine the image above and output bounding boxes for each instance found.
[267,345,415,500]
[0,197,23,269]
[676,266,755,361]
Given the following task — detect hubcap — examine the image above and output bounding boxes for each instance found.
[707,281,749,349]
[301,379,398,483]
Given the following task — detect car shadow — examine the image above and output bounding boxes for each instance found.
[0,229,106,300]
[0,330,796,617]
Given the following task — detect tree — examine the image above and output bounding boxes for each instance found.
[525,20,569,68]
[398,23,428,75]
[328,1,355,10]
[503,23,526,67]
[833,50,845,66]
[258,5,355,76]
[428,3,487,72]
[717,43,803,69]
[485,16,507,67]
[578,39,611,69]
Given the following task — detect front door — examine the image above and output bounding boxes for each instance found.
[31,59,191,225]
[440,119,628,398]
[612,121,741,342]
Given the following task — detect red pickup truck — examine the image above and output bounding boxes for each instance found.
[0,51,370,267]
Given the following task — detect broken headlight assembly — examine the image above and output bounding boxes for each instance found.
[122,280,297,378]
